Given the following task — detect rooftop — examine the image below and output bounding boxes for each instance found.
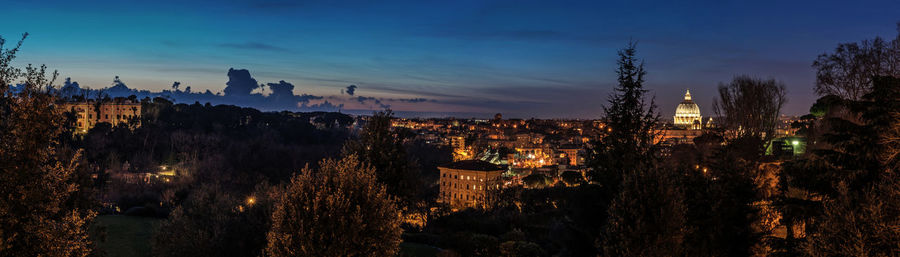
[440,160,504,171]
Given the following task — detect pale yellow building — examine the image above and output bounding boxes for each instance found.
[60,100,141,133]
[439,160,504,210]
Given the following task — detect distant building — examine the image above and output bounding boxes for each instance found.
[60,99,141,133]
[659,129,705,145]
[674,90,702,130]
[557,144,584,166]
[438,160,504,210]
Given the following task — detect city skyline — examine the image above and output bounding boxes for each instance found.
[2,0,899,118]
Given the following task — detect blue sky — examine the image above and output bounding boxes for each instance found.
[2,0,898,118]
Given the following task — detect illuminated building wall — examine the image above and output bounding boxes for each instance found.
[60,100,142,134]
[438,160,504,210]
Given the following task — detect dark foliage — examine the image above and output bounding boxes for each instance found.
[342,110,423,212]
[584,41,661,193]
[265,155,402,257]
[0,33,96,257]
[775,76,900,255]
[812,23,900,100]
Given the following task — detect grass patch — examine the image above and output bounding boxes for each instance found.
[93,215,159,257]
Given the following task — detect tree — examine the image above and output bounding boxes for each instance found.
[775,76,900,255]
[602,167,689,257]
[687,154,766,256]
[521,173,552,188]
[812,23,900,100]
[713,75,787,150]
[560,170,585,186]
[0,33,95,256]
[803,175,900,257]
[499,240,545,257]
[265,155,402,257]
[584,41,662,191]
[153,183,276,257]
[342,110,422,211]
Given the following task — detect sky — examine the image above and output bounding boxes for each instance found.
[1,0,898,118]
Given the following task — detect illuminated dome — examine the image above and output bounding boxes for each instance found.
[674,90,702,129]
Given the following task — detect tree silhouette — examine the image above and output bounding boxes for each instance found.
[713,75,787,152]
[602,167,688,257]
[152,183,276,257]
[584,41,661,192]
[775,76,900,255]
[812,23,900,100]
[342,110,422,212]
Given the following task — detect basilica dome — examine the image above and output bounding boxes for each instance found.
[674,90,702,129]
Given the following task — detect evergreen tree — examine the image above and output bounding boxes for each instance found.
[775,76,900,255]
[602,167,688,257]
[0,33,95,256]
[584,41,661,192]
[803,173,900,257]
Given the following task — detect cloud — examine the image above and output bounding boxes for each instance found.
[217,42,290,52]
[345,84,357,95]
[303,100,344,110]
[59,69,439,114]
[355,96,390,109]
[266,80,295,98]
[59,77,82,97]
[386,98,435,103]
[224,68,260,96]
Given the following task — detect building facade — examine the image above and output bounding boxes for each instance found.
[439,160,504,210]
[674,90,702,129]
[60,100,142,133]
